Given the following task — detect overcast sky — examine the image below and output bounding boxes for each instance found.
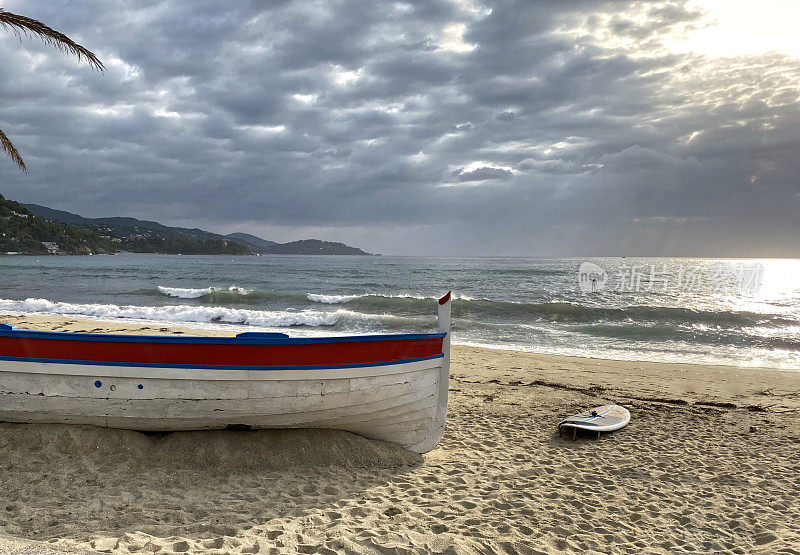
[1,0,799,256]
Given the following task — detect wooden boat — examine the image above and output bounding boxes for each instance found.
[0,292,452,453]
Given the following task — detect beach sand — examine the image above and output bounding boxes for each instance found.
[0,314,799,553]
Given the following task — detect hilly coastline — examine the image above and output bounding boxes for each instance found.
[0,196,372,256]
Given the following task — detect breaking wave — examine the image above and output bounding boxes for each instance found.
[307,293,361,304]
[158,285,252,299]
[141,288,800,330]
[305,295,797,328]
[0,297,362,328]
[155,287,472,308]
[154,286,311,304]
[307,292,475,305]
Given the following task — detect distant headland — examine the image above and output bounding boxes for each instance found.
[0,195,373,256]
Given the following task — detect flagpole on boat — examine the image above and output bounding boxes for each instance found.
[437,291,452,429]
[438,289,451,356]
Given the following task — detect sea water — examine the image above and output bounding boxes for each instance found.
[0,254,798,369]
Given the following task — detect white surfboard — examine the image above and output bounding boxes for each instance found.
[558,404,630,439]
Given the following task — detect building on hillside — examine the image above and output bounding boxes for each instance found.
[42,242,59,254]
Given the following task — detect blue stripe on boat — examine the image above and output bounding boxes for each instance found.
[0,353,444,371]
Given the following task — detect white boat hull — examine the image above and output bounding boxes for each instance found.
[0,357,446,453]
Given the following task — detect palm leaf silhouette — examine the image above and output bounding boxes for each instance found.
[0,8,103,172]
[0,128,26,172]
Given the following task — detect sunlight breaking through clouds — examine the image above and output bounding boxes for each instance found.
[439,23,476,52]
[675,0,800,58]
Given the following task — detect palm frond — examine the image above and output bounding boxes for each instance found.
[0,128,27,173]
[0,9,104,71]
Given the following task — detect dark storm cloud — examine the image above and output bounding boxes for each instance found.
[0,0,798,255]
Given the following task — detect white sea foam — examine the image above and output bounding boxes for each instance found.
[0,297,352,327]
[306,292,473,304]
[158,286,213,299]
[158,285,251,298]
[307,293,360,304]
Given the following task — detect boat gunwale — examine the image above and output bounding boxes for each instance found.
[0,326,446,345]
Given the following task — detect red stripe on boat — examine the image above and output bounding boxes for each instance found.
[0,336,444,367]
